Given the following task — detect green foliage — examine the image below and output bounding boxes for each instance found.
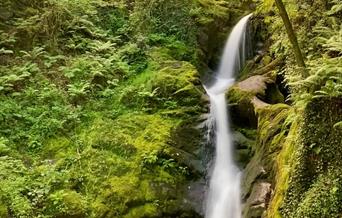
[257,0,275,13]
[328,0,342,15]
[148,34,197,62]
[258,0,342,108]
[131,0,198,45]
[0,0,208,217]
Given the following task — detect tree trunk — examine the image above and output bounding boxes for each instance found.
[274,0,308,77]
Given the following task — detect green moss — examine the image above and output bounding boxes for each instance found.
[47,190,88,217]
[123,203,158,218]
[0,137,11,156]
[267,118,299,218]
[0,204,7,217]
[152,62,199,97]
[118,48,204,114]
[227,85,258,127]
[295,171,342,217]
[268,97,342,218]
[227,85,255,104]
[257,104,290,149]
[242,103,292,209]
[43,114,189,217]
[42,137,71,159]
[0,196,8,217]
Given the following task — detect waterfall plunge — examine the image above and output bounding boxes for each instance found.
[205,14,252,218]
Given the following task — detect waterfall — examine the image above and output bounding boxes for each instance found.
[204,14,252,218]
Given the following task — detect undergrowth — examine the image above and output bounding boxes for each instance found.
[0,0,248,217]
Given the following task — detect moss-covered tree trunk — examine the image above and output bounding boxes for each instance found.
[274,0,308,77]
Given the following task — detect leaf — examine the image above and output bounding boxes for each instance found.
[314,90,329,96]
[333,121,342,128]
[0,48,14,55]
[327,4,342,15]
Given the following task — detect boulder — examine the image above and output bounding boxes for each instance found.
[227,74,276,127]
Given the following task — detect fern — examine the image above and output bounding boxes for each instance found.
[333,121,342,128]
[327,0,342,15]
[20,47,47,61]
[0,48,14,55]
[67,81,90,97]
[43,54,66,69]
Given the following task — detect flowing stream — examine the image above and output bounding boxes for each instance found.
[205,14,252,218]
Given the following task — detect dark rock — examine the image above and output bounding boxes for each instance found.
[243,182,272,218]
[233,131,255,168]
[241,158,267,199]
[200,94,210,105]
[226,75,275,128]
[236,148,251,168]
[233,131,255,149]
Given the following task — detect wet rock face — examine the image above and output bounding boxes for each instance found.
[168,122,209,217]
[233,130,255,168]
[243,182,272,218]
[236,94,342,218]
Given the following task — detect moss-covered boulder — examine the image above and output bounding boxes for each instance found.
[227,74,285,128]
[276,97,342,218]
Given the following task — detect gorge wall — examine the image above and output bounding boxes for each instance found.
[229,1,342,217]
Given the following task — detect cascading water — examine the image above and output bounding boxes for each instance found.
[205,14,252,218]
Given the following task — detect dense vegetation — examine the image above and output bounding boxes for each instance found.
[0,0,247,217]
[1,0,341,217]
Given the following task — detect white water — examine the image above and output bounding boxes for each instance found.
[205,14,252,218]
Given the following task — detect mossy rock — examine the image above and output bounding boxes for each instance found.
[227,85,258,127]
[233,130,256,168]
[242,103,290,216]
[227,75,279,127]
[123,203,158,218]
[119,48,205,112]
[150,60,203,106]
[295,171,342,218]
[279,97,342,218]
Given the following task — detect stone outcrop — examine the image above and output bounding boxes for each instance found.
[226,69,289,218]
